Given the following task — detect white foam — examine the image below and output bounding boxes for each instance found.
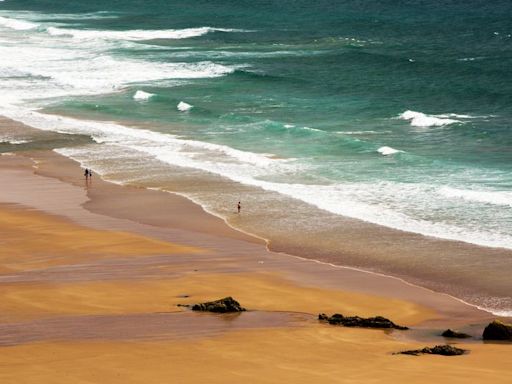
[377,146,401,155]
[177,101,193,111]
[51,126,512,251]
[340,130,391,135]
[439,186,512,207]
[0,12,510,254]
[0,16,38,30]
[398,110,460,127]
[0,36,239,101]
[46,26,248,41]
[133,90,155,101]
[303,126,323,132]
[0,13,244,105]
[7,105,510,251]
[0,138,29,144]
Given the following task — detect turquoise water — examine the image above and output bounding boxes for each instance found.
[1,1,511,313]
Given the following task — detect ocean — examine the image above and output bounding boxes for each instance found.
[0,0,511,315]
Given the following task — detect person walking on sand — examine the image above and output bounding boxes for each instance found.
[237,201,241,214]
[84,168,89,179]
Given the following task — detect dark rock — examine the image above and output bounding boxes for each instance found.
[482,320,512,341]
[318,313,408,330]
[397,344,467,356]
[441,329,471,339]
[191,297,246,313]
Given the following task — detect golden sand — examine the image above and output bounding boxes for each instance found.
[0,206,199,273]
[1,329,511,384]
[0,151,509,383]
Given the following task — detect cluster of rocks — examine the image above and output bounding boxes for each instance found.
[318,313,408,330]
[316,312,511,357]
[179,297,511,358]
[190,297,246,313]
[439,320,512,341]
[396,344,467,356]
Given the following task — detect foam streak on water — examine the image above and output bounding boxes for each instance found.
[2,104,510,252]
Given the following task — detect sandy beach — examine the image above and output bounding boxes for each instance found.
[0,133,509,383]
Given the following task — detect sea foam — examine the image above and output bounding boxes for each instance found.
[439,186,512,207]
[4,105,512,252]
[399,110,460,127]
[377,146,401,155]
[0,16,38,30]
[133,90,155,101]
[0,137,29,144]
[177,101,193,111]
[46,26,248,41]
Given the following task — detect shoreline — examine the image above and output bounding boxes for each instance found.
[0,149,495,325]
[2,115,511,317]
[2,149,512,382]
[51,148,512,319]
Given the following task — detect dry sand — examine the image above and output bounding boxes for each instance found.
[0,149,510,383]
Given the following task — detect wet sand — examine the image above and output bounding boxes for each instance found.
[0,149,510,383]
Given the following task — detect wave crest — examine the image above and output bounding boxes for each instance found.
[377,146,401,155]
[439,186,512,207]
[0,16,38,30]
[177,101,193,111]
[46,26,250,41]
[133,90,155,101]
[398,110,461,127]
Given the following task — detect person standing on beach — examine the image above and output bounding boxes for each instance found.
[84,168,89,179]
[237,201,241,214]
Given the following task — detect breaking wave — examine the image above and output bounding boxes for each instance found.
[46,26,250,41]
[398,110,461,127]
[377,146,402,155]
[439,186,512,207]
[0,16,38,30]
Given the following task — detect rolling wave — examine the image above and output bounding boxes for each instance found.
[133,90,155,101]
[398,110,461,127]
[46,26,250,41]
[397,110,493,127]
[377,146,402,155]
[0,15,38,30]
[3,105,512,251]
[439,186,512,207]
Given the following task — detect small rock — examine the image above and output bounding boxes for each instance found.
[319,313,408,330]
[483,320,512,341]
[441,329,471,338]
[397,344,467,356]
[191,297,246,313]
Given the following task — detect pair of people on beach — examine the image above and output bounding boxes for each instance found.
[84,168,93,179]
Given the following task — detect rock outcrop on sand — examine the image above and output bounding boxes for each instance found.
[441,329,471,339]
[318,313,408,330]
[396,345,467,356]
[191,297,246,313]
[482,320,512,341]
